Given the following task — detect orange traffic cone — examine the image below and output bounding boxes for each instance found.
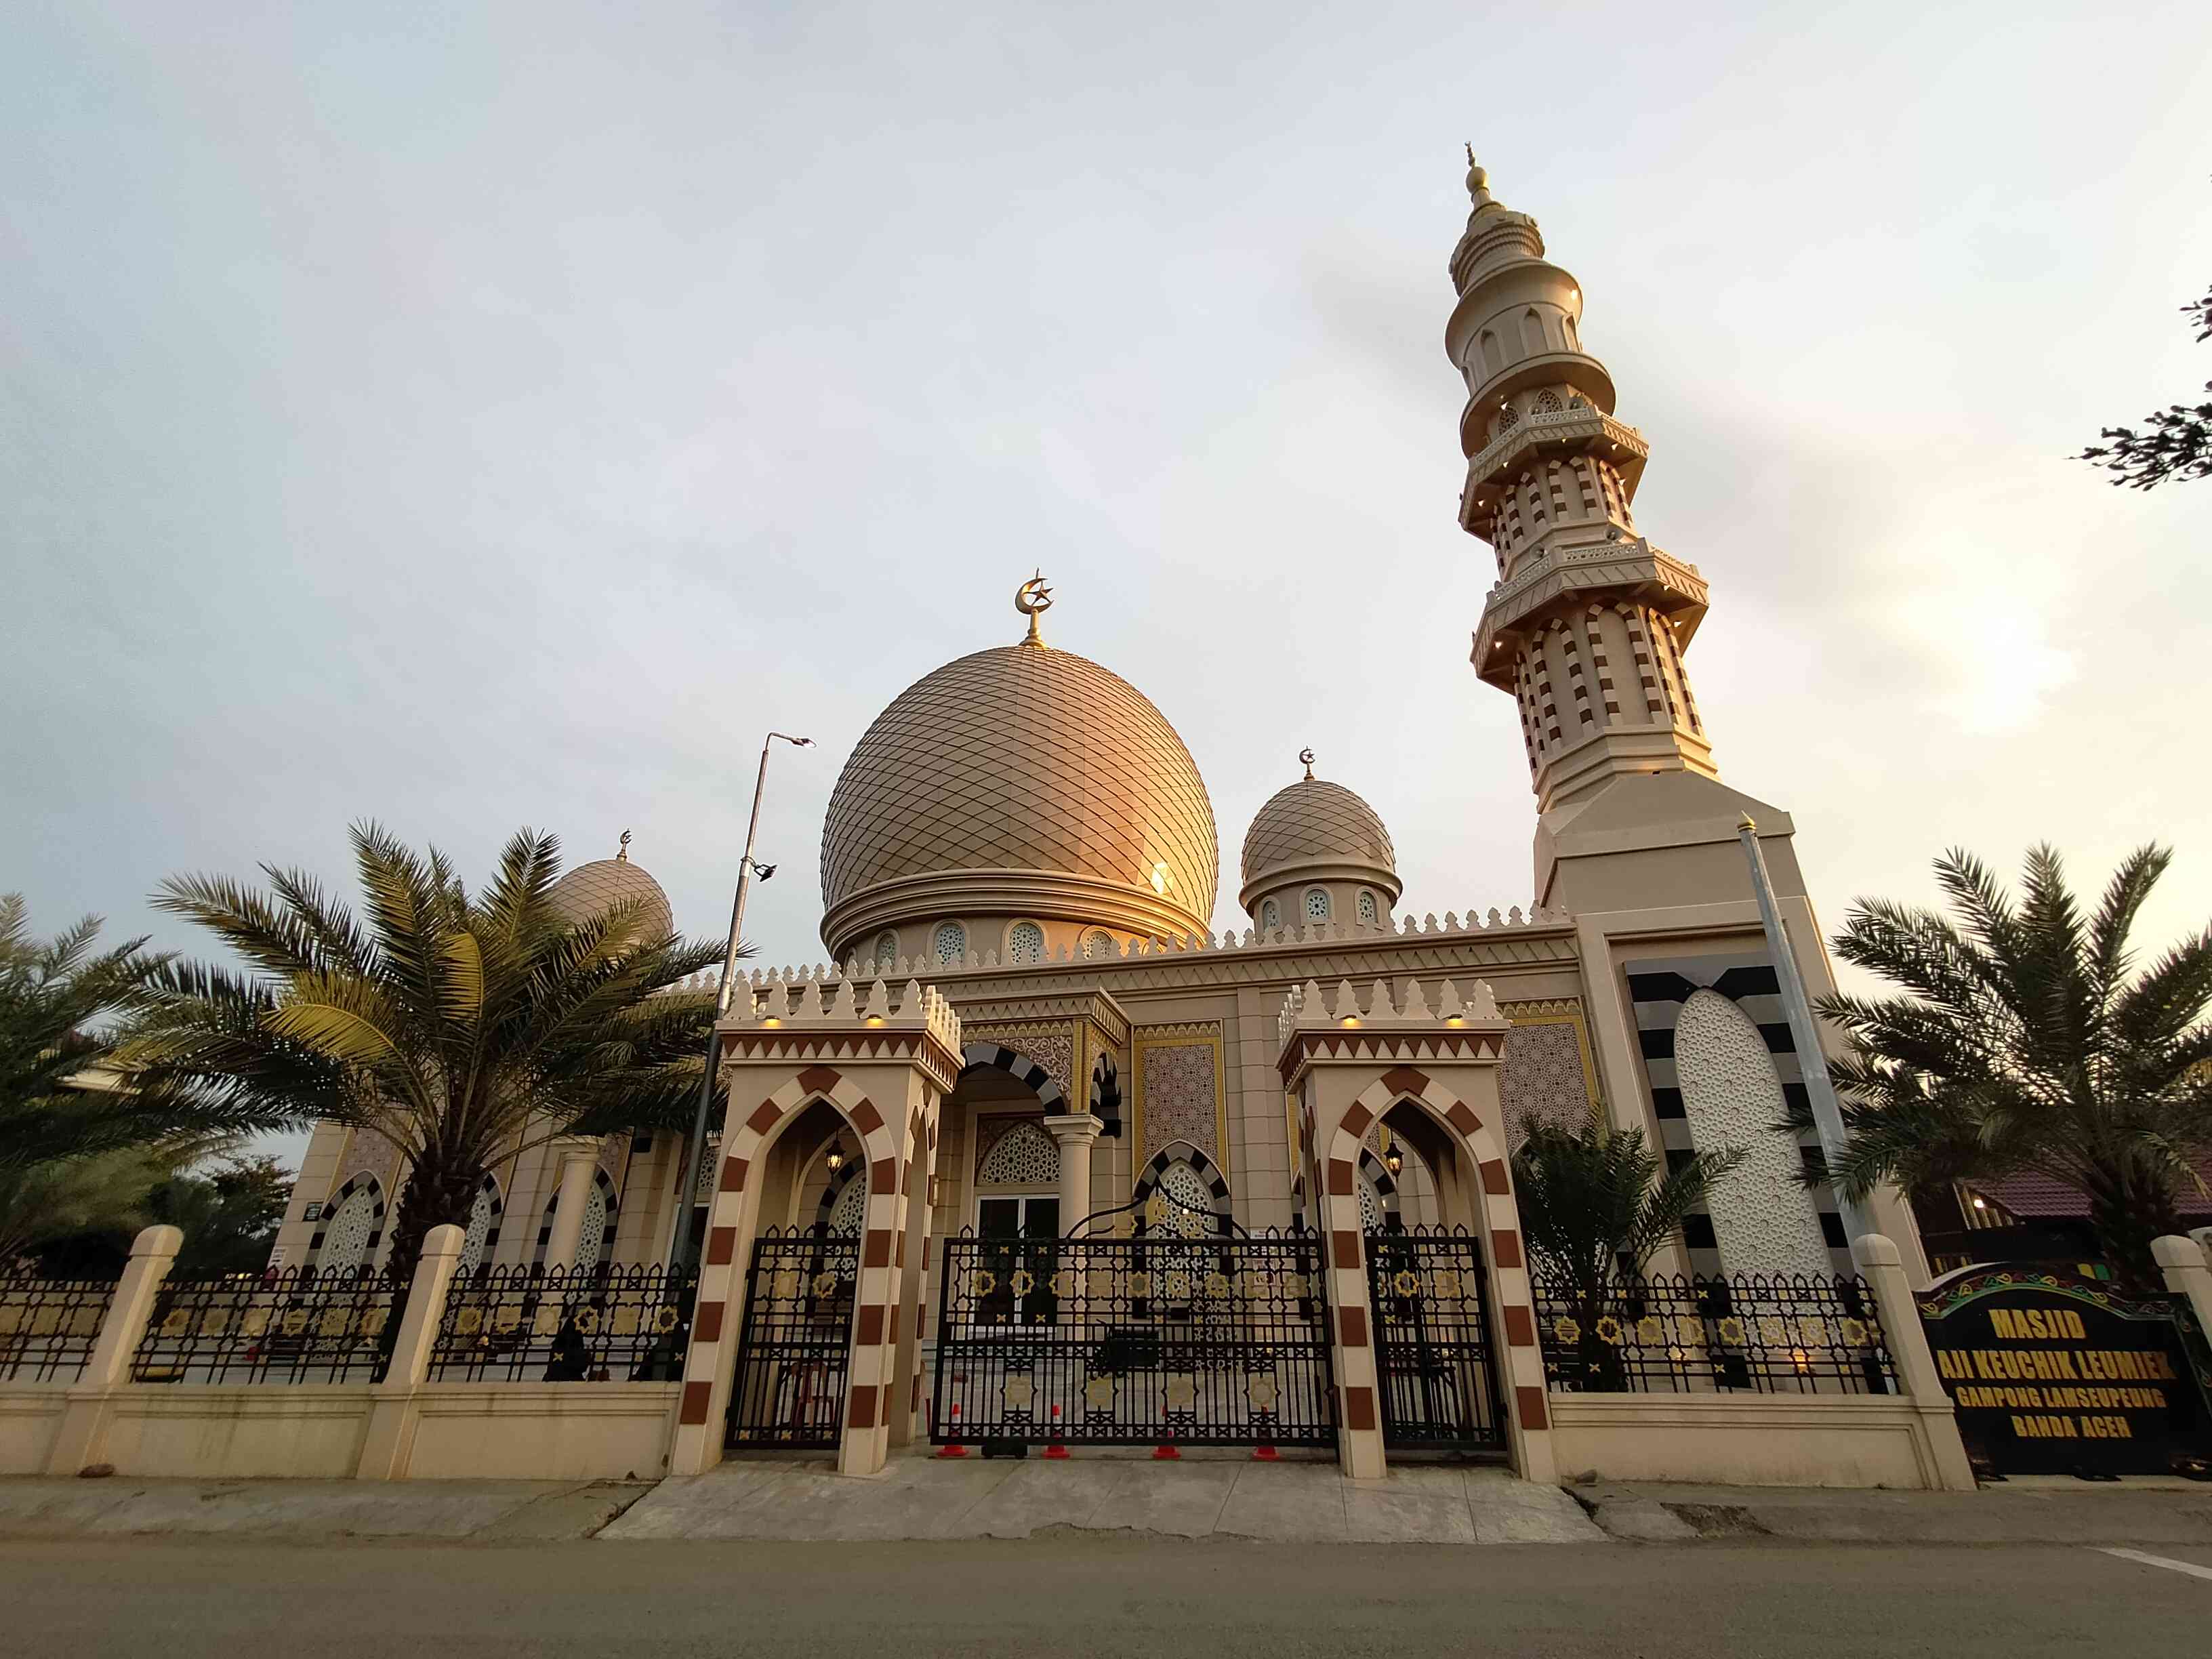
[1152,1430,1181,1460]
[1043,1404,1069,1459]
[1251,1442,1279,1461]
[937,1401,970,1457]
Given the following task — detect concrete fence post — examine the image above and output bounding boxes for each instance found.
[44,1224,182,1475]
[2153,1235,2212,1341]
[2188,1227,2212,1273]
[356,1223,466,1480]
[1851,1232,1977,1492]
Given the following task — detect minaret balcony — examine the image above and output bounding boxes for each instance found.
[1470,537,1709,684]
[1458,406,1649,529]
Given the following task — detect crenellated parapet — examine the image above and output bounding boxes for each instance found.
[1275,974,1510,1086]
[690,903,1574,991]
[714,975,964,1093]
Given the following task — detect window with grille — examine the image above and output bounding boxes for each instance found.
[316,1185,379,1273]
[1357,890,1378,927]
[1008,922,1044,965]
[1261,899,1280,930]
[977,1120,1060,1186]
[1082,930,1115,960]
[873,930,899,970]
[1304,888,1330,922]
[934,922,966,965]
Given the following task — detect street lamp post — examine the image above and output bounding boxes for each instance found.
[671,730,812,1273]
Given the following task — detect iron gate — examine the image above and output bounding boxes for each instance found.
[726,1225,859,1449]
[933,1217,1334,1448]
[1366,1227,1507,1451]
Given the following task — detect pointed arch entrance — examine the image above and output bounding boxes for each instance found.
[725,1096,864,1452]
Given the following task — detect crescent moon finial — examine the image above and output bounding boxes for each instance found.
[1015,569,1054,645]
[1298,747,1315,781]
[617,827,632,863]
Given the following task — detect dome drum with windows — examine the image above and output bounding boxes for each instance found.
[820,580,1219,966]
[1240,754,1399,934]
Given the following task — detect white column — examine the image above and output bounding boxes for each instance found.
[543,1139,601,1270]
[45,1225,181,1475]
[1044,1113,1103,1229]
[357,1222,466,1479]
[1850,1233,1976,1492]
[2154,1235,2212,1338]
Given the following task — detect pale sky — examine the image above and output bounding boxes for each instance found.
[7,1,2211,1088]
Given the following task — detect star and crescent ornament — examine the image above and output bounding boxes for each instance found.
[1298,747,1315,781]
[1016,571,1054,644]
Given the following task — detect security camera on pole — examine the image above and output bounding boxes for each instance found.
[672,731,812,1273]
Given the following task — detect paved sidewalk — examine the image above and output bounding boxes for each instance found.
[1575,1477,2212,1546]
[0,1477,651,1542]
[602,1451,1605,1543]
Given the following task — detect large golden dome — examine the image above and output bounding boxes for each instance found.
[819,642,1218,956]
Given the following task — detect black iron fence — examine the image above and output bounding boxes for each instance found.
[1534,1271,1896,1395]
[0,1273,116,1382]
[933,1227,1335,1448]
[1366,1228,1506,1450]
[427,1262,696,1382]
[131,1267,403,1384]
[726,1225,859,1449]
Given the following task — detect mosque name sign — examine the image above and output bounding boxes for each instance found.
[1918,1269,2211,1475]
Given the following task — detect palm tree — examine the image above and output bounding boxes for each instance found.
[1511,1117,1743,1390]
[1,895,264,1172]
[118,825,723,1283]
[1814,844,2212,1288]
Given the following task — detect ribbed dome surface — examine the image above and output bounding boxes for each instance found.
[549,857,674,941]
[1240,779,1397,888]
[820,644,1218,926]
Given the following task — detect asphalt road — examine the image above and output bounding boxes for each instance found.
[0,1536,2205,1657]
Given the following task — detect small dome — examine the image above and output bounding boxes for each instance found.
[1239,777,1399,911]
[820,642,1218,954]
[549,848,674,942]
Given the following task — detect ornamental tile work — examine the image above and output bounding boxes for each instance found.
[818,644,1219,922]
[1675,988,1835,1281]
[964,1023,1076,1105]
[1498,1006,1597,1138]
[976,1120,1061,1187]
[1136,1026,1221,1165]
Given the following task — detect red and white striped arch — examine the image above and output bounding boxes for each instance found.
[1311,1063,1554,1483]
[672,1063,921,1477]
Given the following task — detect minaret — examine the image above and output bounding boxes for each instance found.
[1450,157,1716,815]
[1447,157,1802,913]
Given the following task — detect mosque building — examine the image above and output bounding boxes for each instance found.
[266,161,1933,1481]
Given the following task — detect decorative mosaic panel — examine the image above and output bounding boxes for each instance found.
[976,1119,1061,1187]
[827,1174,867,1234]
[459,1187,497,1273]
[317,1185,380,1274]
[964,1023,1076,1105]
[1675,989,1835,1280]
[573,1182,609,1275]
[1498,1003,1599,1140]
[1134,1023,1223,1167]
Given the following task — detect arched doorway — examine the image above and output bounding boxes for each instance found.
[725,1097,863,1451]
[1362,1098,1507,1454]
